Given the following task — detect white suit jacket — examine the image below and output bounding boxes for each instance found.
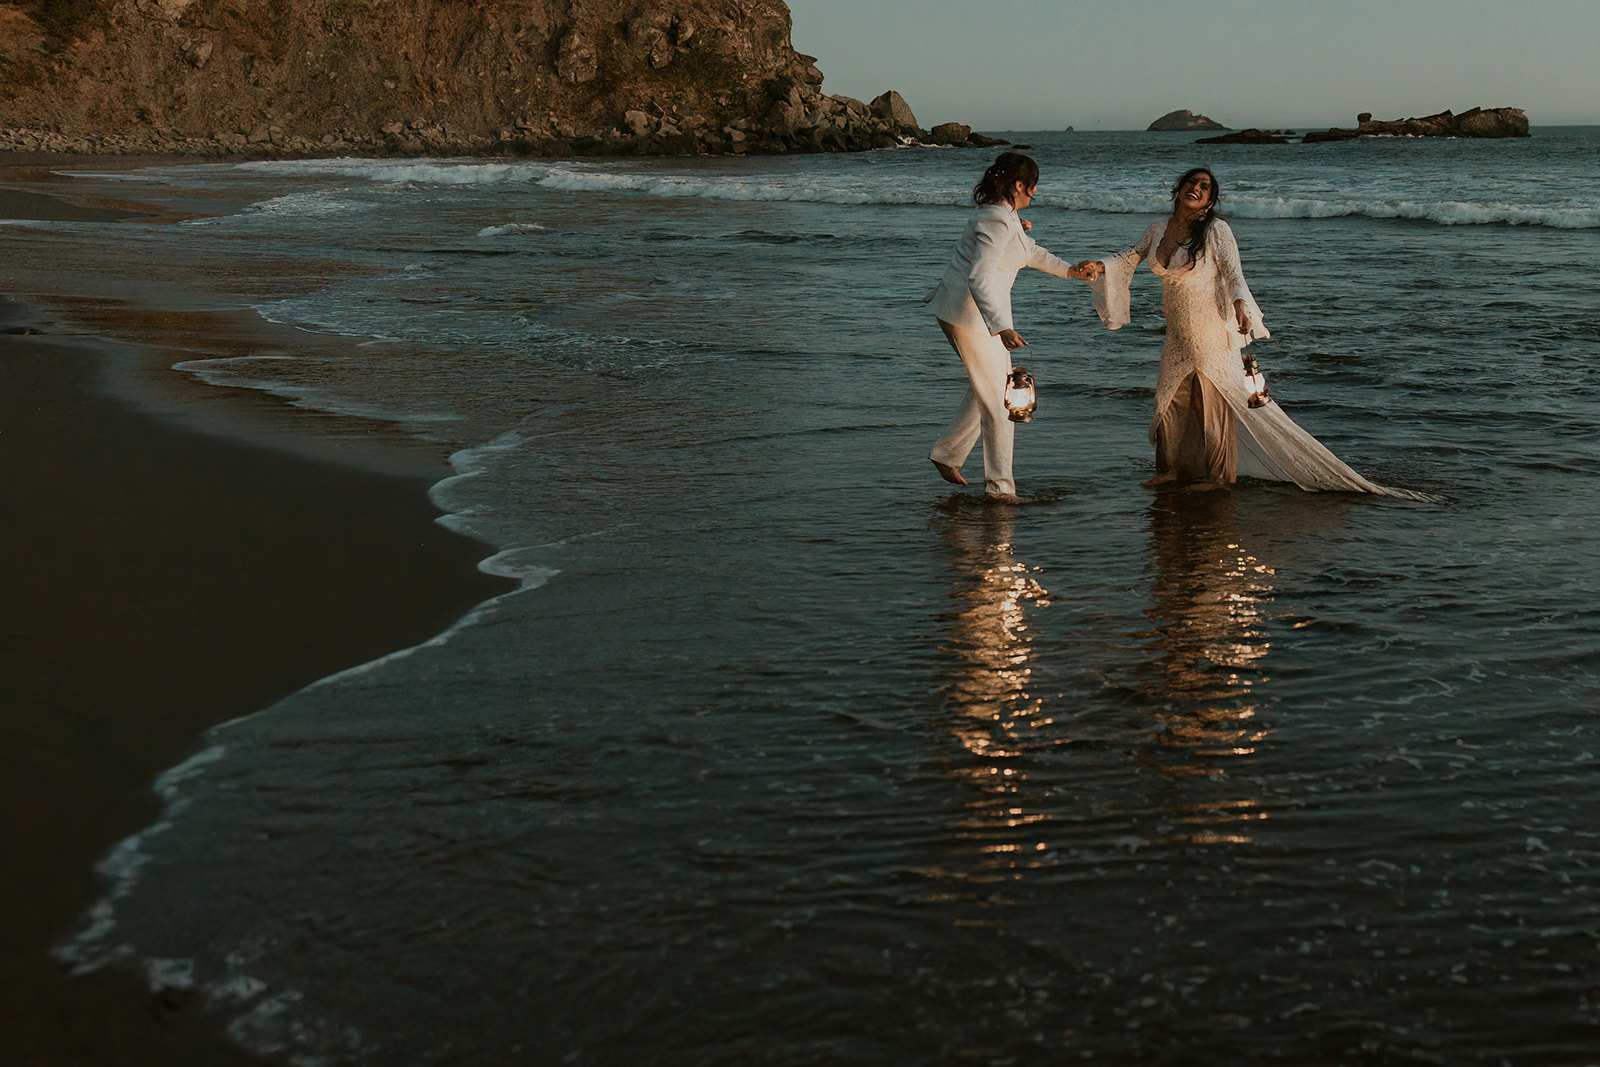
[925,203,1077,335]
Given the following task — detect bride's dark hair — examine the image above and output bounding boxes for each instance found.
[1170,166,1221,263]
[973,152,1039,206]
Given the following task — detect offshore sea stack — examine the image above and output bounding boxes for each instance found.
[0,0,950,156]
[1147,109,1227,132]
[1303,108,1530,142]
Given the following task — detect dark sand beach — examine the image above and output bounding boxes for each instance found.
[1,178,510,1065]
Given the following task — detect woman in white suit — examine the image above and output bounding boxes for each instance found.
[927,152,1095,503]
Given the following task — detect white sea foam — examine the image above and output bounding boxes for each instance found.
[244,190,364,217]
[289,437,556,688]
[533,167,963,207]
[241,154,962,206]
[174,355,461,426]
[245,302,410,343]
[1370,199,1600,228]
[217,152,1600,227]
[1223,196,1370,220]
[253,157,1599,226]
[431,431,522,496]
[53,746,228,974]
[212,974,270,1003]
[155,744,229,801]
[55,170,177,183]
[477,221,547,237]
[239,157,548,186]
[1036,192,1599,229]
[146,957,198,993]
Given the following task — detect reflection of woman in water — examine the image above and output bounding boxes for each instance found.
[1083,167,1420,498]
[1143,491,1273,719]
[1133,489,1275,842]
[927,152,1096,503]
[932,505,1050,866]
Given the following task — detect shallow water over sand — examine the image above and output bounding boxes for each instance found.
[9,129,1600,1063]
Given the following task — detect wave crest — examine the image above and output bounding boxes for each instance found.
[231,157,1599,229]
[1220,194,1599,228]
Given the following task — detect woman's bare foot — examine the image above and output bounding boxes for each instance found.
[983,492,1025,505]
[932,460,967,486]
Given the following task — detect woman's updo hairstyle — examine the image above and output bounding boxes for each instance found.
[973,152,1039,206]
[1170,166,1221,263]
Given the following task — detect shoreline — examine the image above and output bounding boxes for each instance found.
[0,185,512,1064]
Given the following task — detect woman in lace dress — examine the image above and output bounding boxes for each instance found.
[1083,167,1418,498]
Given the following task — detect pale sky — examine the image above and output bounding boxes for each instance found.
[787,0,1600,131]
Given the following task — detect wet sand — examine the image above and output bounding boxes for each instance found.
[1,181,511,1064]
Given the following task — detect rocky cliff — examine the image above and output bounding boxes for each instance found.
[0,0,958,156]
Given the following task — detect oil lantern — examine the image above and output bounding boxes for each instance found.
[1005,366,1037,423]
[1241,351,1271,409]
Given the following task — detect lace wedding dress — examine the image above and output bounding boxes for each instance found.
[1092,217,1423,499]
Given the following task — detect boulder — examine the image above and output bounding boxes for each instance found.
[623,110,651,137]
[554,29,598,85]
[869,90,918,130]
[830,94,869,119]
[1454,107,1530,137]
[927,121,971,145]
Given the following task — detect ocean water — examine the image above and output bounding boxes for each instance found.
[9,127,1600,1064]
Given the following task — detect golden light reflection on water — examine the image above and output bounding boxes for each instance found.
[933,505,1054,875]
[932,489,1284,868]
[1133,489,1279,844]
[935,508,1047,764]
[1142,490,1275,757]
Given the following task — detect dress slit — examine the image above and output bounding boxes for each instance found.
[1153,372,1237,484]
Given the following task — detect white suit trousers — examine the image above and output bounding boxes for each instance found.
[929,319,1015,497]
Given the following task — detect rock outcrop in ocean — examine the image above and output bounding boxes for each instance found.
[1303,108,1529,142]
[1195,129,1290,145]
[0,0,987,156]
[1147,109,1227,132]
